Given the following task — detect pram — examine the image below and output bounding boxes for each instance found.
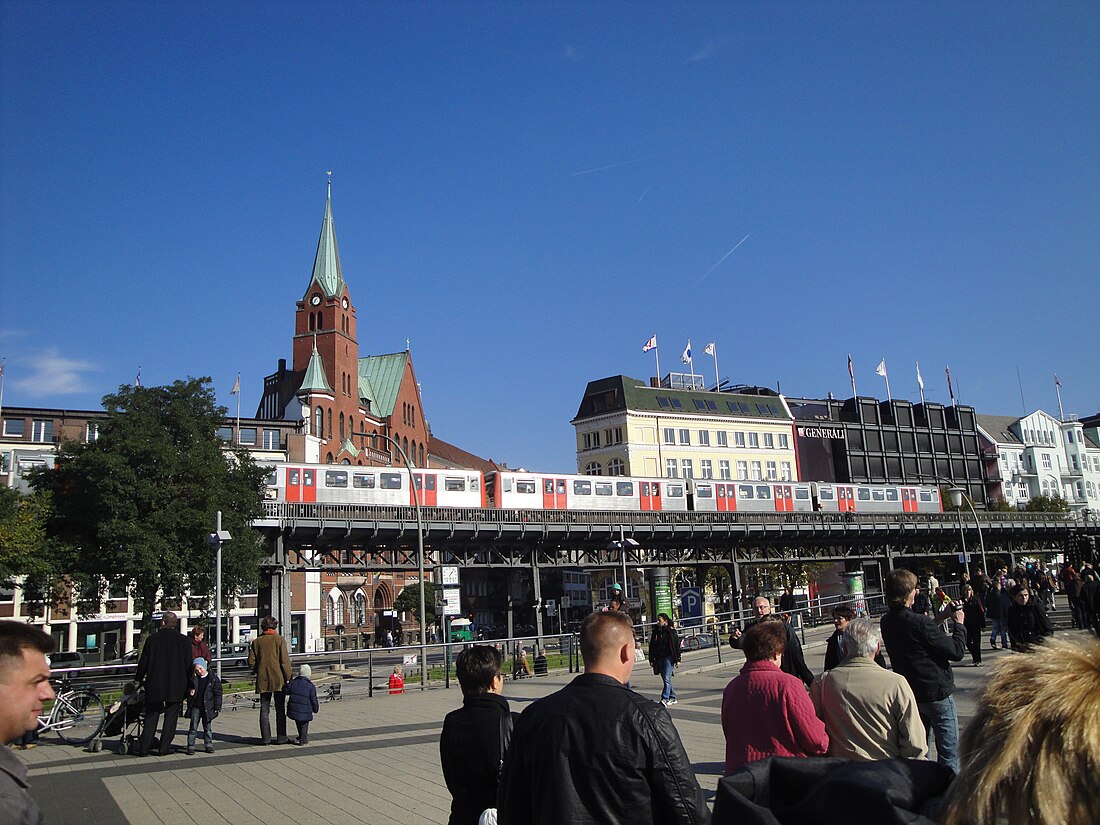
[92,681,145,754]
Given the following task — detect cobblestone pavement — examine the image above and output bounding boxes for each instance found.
[19,616,1088,825]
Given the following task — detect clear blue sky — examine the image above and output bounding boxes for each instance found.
[2,1,1097,472]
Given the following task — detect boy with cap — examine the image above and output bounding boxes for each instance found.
[186,657,222,755]
[286,664,319,745]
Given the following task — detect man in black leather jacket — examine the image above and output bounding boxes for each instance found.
[498,610,709,825]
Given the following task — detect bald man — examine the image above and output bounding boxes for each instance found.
[498,611,708,825]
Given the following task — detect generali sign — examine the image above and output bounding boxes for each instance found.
[795,425,845,440]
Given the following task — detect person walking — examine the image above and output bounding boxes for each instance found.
[135,610,193,756]
[648,613,681,707]
[984,578,1011,650]
[247,616,292,745]
[962,584,986,666]
[285,664,319,745]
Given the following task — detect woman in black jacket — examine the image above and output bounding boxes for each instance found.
[1006,584,1053,652]
[824,606,887,671]
[649,613,681,706]
[961,584,987,665]
[439,645,516,825]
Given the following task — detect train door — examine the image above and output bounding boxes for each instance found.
[715,483,735,512]
[412,473,437,506]
[286,467,301,503]
[542,477,567,509]
[774,484,793,512]
[901,487,916,513]
[838,485,855,513]
[638,481,663,511]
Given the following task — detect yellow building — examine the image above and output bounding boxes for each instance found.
[572,375,797,482]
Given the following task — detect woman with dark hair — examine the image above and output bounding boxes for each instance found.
[648,613,681,707]
[962,583,987,665]
[721,619,827,774]
[824,606,886,671]
[1006,584,1053,652]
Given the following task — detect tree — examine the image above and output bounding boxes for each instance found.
[31,378,268,632]
[0,487,56,589]
[1024,495,1069,513]
[393,580,440,625]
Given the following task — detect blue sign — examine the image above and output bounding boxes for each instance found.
[680,587,704,627]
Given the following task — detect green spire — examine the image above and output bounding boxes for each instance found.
[308,177,346,298]
[298,337,333,394]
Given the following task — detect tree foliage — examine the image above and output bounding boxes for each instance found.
[0,487,55,585]
[30,378,268,628]
[1024,495,1069,513]
[394,580,440,624]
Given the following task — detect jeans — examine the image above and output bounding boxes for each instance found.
[917,696,959,774]
[989,619,1009,647]
[259,691,287,744]
[295,720,310,745]
[187,707,213,749]
[658,657,676,701]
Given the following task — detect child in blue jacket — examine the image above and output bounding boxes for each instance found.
[285,663,319,745]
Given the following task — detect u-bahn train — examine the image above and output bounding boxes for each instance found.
[264,463,944,515]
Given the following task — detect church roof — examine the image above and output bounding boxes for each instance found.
[299,339,333,394]
[359,352,410,418]
[307,187,346,299]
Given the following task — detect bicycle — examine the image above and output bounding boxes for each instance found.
[38,676,106,745]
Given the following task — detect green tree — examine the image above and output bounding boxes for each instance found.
[393,580,440,625]
[0,487,56,586]
[1024,495,1069,513]
[30,378,268,632]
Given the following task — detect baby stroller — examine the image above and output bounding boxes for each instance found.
[93,681,145,754]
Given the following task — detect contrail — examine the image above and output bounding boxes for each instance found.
[637,180,655,202]
[697,234,750,283]
[571,153,668,177]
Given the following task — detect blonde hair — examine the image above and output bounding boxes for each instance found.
[940,636,1100,825]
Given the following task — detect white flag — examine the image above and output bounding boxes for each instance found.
[231,373,241,395]
[875,358,887,378]
[916,362,924,390]
[703,342,715,356]
[642,335,657,353]
[134,367,142,387]
[681,340,692,364]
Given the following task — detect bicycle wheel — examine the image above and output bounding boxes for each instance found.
[55,689,106,745]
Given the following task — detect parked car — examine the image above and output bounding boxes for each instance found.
[48,651,86,670]
[679,632,717,651]
[105,648,140,675]
[216,642,250,667]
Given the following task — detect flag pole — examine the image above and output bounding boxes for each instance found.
[713,347,719,391]
[0,358,5,420]
[848,353,857,398]
[236,372,241,440]
[655,346,662,387]
[1055,374,1064,422]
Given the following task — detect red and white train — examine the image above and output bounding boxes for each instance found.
[265,463,943,515]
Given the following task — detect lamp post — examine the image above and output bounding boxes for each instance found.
[352,430,428,689]
[947,487,988,580]
[206,511,232,683]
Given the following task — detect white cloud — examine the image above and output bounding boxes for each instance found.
[688,40,719,63]
[11,349,99,395]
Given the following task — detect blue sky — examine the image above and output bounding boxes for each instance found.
[2,1,1097,472]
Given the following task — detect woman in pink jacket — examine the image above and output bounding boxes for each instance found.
[721,618,828,774]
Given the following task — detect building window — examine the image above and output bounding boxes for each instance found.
[2,419,25,437]
[1042,454,1052,470]
[678,429,690,445]
[31,420,53,442]
[717,431,728,447]
[748,432,760,448]
[763,433,774,448]
[734,432,745,448]
[663,428,675,445]
[263,428,281,450]
[778,433,789,449]
[585,462,602,476]
[608,458,625,476]
[665,459,678,478]
[614,427,623,444]
[680,459,693,479]
[737,460,748,480]
[781,461,792,481]
[592,431,601,447]
[85,422,100,442]
[216,426,233,442]
[583,433,591,450]
[701,459,713,479]
[719,460,731,480]
[766,461,777,480]
[698,430,710,446]
[314,408,323,439]
[751,461,762,480]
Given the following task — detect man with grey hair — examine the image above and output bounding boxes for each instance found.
[810,617,926,761]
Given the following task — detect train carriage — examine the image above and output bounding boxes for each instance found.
[811,483,942,514]
[265,463,485,508]
[691,481,814,513]
[486,471,689,512]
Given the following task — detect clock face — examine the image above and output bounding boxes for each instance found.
[310,295,321,306]
[341,298,349,309]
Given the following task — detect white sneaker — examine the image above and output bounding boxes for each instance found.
[667,698,678,705]
[661,699,670,707]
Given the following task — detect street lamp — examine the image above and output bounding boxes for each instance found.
[947,486,988,580]
[352,430,428,690]
[206,511,232,683]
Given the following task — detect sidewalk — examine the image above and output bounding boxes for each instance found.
[20,620,1040,825]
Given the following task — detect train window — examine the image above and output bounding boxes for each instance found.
[444,478,466,492]
[516,480,536,494]
[857,488,871,501]
[470,477,479,491]
[353,474,376,489]
[573,480,592,495]
[616,482,634,496]
[695,485,713,498]
[738,484,754,498]
[818,486,834,500]
[545,480,555,494]
[380,473,403,489]
[885,489,899,501]
[795,488,810,500]
[919,490,933,502]
[288,469,300,485]
[595,482,613,496]
[325,471,349,488]
[872,489,885,501]
[756,485,771,499]
[264,470,277,486]
[667,484,684,497]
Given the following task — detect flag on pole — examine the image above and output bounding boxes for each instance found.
[847,353,857,397]
[642,335,657,353]
[946,366,955,403]
[1054,373,1061,388]
[681,340,692,364]
[231,373,241,395]
[134,367,142,388]
[875,358,887,378]
[916,362,924,390]
[703,342,715,356]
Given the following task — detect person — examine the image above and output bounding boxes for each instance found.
[389,665,405,694]
[285,663,319,745]
[1078,570,1100,636]
[498,610,708,825]
[778,585,797,623]
[136,610,193,756]
[439,646,516,825]
[809,618,926,761]
[961,583,986,666]
[911,585,932,617]
[606,593,625,612]
[185,656,222,755]
[648,612,681,706]
[722,619,828,774]
[730,596,814,686]
[985,577,1011,649]
[512,648,533,680]
[823,606,886,671]
[1005,583,1053,652]
[879,568,966,773]
[190,625,212,667]
[0,621,54,825]
[939,636,1100,825]
[247,615,292,745]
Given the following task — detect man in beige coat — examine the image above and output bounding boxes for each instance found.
[810,617,926,761]
[247,616,293,745]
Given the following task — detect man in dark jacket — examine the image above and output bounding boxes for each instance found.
[439,646,514,825]
[879,570,966,774]
[498,611,708,825]
[135,611,193,756]
[731,597,814,686]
